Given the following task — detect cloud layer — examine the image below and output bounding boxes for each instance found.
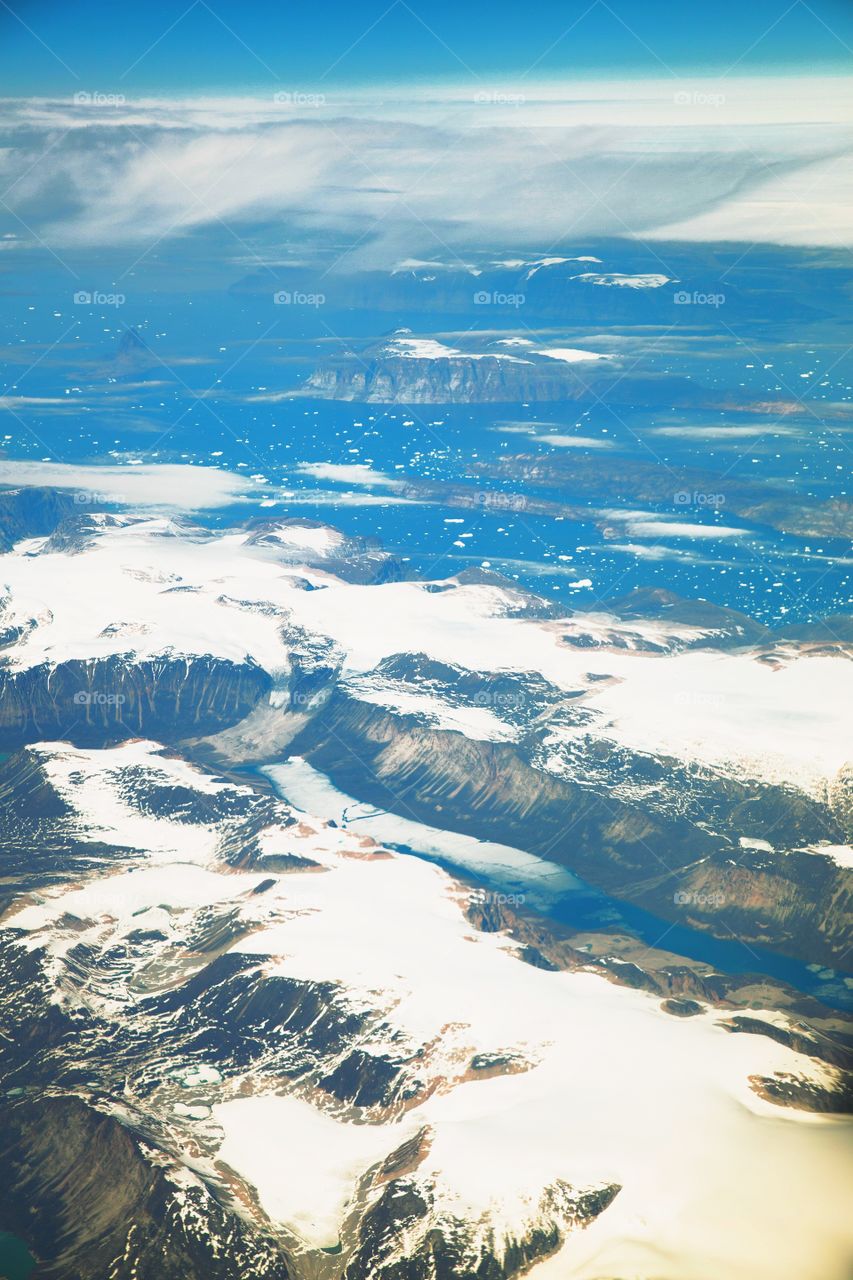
[0,461,265,510]
[0,76,850,264]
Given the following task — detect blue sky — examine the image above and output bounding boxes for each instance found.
[1,0,852,94]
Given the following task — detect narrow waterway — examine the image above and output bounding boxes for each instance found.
[263,756,853,1013]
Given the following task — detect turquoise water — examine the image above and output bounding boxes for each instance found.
[0,1232,34,1280]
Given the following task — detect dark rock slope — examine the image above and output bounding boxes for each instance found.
[0,655,273,749]
[289,688,852,967]
[0,486,80,551]
[0,1096,291,1280]
[299,347,701,407]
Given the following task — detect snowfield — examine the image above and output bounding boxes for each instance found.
[2,738,850,1279]
[1,515,851,795]
[533,347,612,363]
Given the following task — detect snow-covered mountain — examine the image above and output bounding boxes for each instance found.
[1,738,849,1280]
[0,497,851,1280]
[0,508,850,961]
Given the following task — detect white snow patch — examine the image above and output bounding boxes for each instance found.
[6,863,250,936]
[384,337,459,359]
[534,347,611,363]
[798,843,853,870]
[344,677,517,741]
[30,741,230,859]
[256,524,344,554]
[382,336,527,362]
[215,1096,416,1247]
[523,256,602,278]
[571,272,671,288]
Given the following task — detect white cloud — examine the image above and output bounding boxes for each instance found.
[278,488,421,507]
[649,152,853,248]
[0,75,849,259]
[625,519,746,539]
[294,462,406,488]
[0,461,265,510]
[0,396,82,411]
[648,425,792,439]
[602,542,684,560]
[534,433,614,449]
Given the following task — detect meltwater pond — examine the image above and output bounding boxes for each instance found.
[0,1231,35,1280]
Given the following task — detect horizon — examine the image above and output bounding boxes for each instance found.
[1,0,852,94]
